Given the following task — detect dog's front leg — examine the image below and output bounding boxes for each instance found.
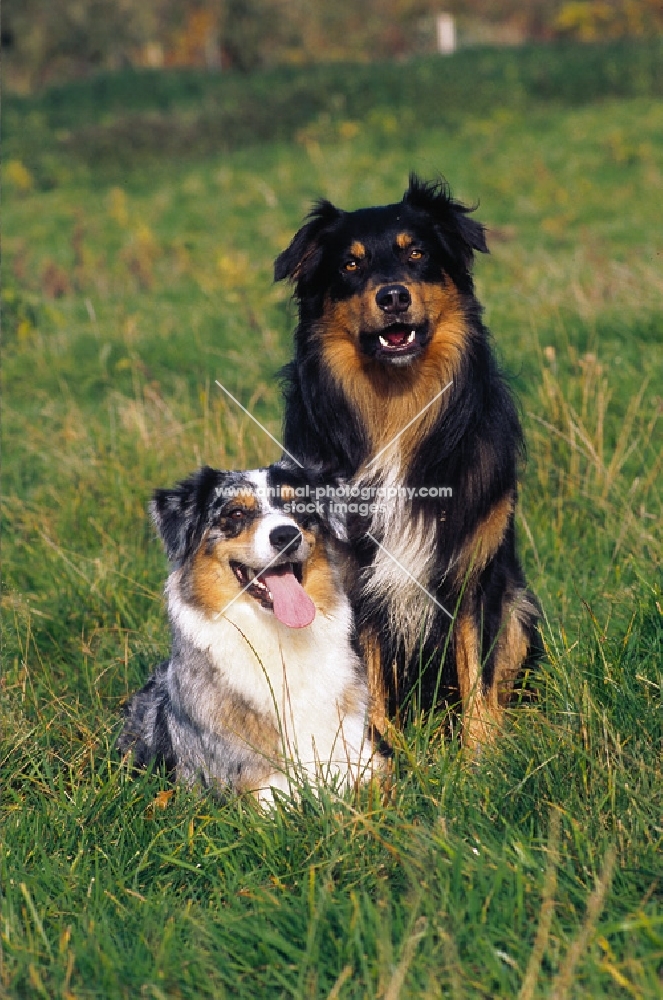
[360,628,389,736]
[455,612,501,748]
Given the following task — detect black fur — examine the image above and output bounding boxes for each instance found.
[276,174,540,726]
[116,660,177,775]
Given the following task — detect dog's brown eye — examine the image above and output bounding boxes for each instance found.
[408,248,423,261]
[343,259,359,272]
[228,509,245,521]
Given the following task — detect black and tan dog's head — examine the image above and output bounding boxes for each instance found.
[275,174,488,370]
[152,464,341,628]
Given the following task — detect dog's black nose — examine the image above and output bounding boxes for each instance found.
[376,284,411,314]
[269,524,301,552]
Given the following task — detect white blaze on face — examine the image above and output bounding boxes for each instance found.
[243,470,316,629]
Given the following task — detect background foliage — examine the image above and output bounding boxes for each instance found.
[4,0,663,89]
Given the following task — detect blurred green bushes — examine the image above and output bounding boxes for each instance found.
[5,38,663,187]
[4,0,662,92]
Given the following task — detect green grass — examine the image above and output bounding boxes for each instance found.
[2,42,662,999]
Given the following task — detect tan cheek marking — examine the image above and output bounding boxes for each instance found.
[187,519,262,615]
[395,232,413,249]
[454,493,514,585]
[301,536,339,616]
[235,494,259,512]
[187,544,238,615]
[455,614,500,747]
[419,283,469,385]
[318,290,374,344]
[349,241,366,259]
[317,282,469,456]
[280,485,296,502]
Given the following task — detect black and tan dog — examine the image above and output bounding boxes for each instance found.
[118,464,380,803]
[275,175,540,746]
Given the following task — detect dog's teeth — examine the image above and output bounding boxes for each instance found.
[407,330,416,343]
[246,567,256,580]
[379,335,389,348]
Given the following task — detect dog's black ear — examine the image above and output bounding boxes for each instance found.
[404,173,488,264]
[274,199,342,285]
[150,466,220,564]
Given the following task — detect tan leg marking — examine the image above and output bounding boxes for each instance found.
[361,629,388,735]
[454,493,514,587]
[493,592,535,708]
[455,614,501,748]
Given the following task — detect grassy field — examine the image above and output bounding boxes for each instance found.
[2,42,662,998]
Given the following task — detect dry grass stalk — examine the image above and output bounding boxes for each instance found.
[384,915,427,1000]
[518,811,561,1000]
[550,845,617,1000]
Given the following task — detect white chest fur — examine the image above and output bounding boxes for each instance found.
[166,579,370,787]
[357,452,439,661]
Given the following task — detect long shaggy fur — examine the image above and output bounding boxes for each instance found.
[276,174,541,743]
[118,464,381,802]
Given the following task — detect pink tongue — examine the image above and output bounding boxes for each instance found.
[261,566,316,628]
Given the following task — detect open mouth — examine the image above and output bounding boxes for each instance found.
[229,560,315,628]
[360,322,429,362]
[230,560,303,607]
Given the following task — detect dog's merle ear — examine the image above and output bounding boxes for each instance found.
[404,173,488,264]
[274,199,342,285]
[322,495,349,544]
[150,466,221,565]
[307,469,349,543]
